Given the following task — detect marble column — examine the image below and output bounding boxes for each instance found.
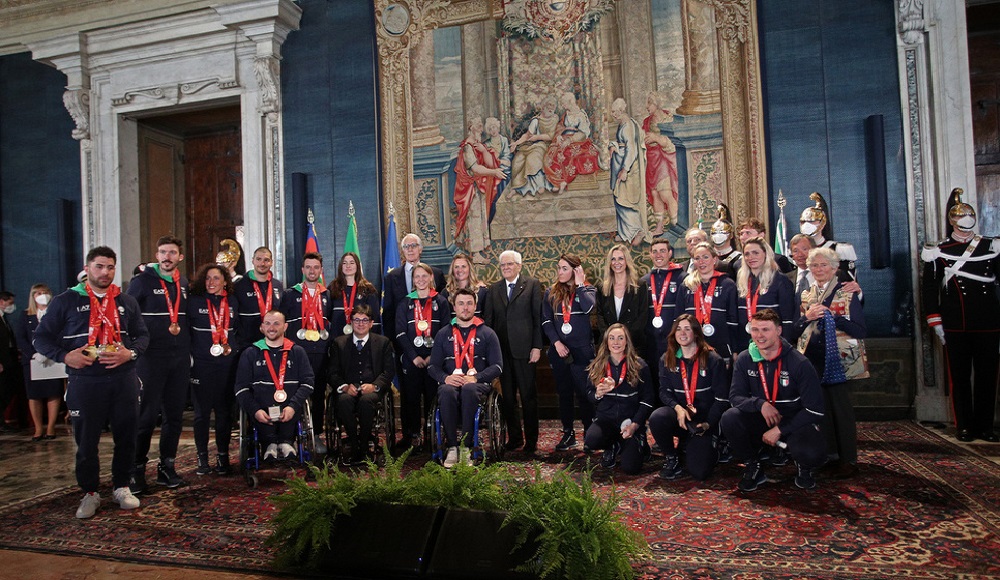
[462,21,487,125]
[677,0,721,116]
[411,28,445,146]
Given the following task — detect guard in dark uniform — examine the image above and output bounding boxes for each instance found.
[711,203,741,279]
[921,188,1000,442]
[799,192,858,283]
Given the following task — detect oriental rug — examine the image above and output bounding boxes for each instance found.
[0,421,998,578]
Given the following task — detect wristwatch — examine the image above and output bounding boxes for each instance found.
[130,349,138,361]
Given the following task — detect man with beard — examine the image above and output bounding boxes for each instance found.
[234,247,285,351]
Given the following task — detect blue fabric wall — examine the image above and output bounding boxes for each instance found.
[759,0,911,337]
[281,0,384,287]
[0,52,82,307]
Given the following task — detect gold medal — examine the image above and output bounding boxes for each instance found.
[100,343,119,355]
[416,320,429,333]
[82,345,98,360]
[305,329,321,342]
[168,322,181,335]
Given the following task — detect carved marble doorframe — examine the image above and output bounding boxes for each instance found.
[373,0,768,239]
[26,0,301,281]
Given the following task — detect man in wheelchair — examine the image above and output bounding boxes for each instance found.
[235,310,315,461]
[328,304,396,464]
[428,288,503,467]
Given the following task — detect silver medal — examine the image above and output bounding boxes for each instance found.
[745,322,752,334]
[561,322,573,335]
[452,368,464,375]
[209,344,224,357]
[413,336,424,348]
[343,324,352,335]
[703,323,715,337]
[274,389,287,403]
[296,328,307,340]
[652,316,663,329]
[320,329,330,341]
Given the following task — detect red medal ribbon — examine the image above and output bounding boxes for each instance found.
[561,297,573,325]
[206,294,230,346]
[605,359,627,389]
[452,325,478,371]
[263,338,293,397]
[746,277,761,320]
[649,271,671,318]
[158,270,181,328]
[253,272,274,320]
[757,347,783,404]
[693,274,720,326]
[679,357,700,407]
[300,285,324,331]
[86,283,122,346]
[413,291,437,337]
[342,284,358,323]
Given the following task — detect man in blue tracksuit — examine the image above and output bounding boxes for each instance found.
[233,246,285,351]
[127,235,190,493]
[34,246,149,519]
[721,309,826,492]
[428,288,502,467]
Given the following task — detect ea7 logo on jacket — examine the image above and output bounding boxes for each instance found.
[255,359,294,368]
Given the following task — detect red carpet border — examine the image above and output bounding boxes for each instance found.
[0,421,998,578]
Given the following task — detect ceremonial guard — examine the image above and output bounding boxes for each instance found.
[921,188,1000,442]
[711,203,741,278]
[799,192,858,282]
[280,252,332,448]
[233,247,285,351]
[127,235,190,494]
[34,247,149,518]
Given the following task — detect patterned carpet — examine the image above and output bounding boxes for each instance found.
[0,421,998,578]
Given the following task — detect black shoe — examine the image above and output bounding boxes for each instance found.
[978,431,1000,443]
[522,441,537,454]
[129,464,148,495]
[794,462,816,490]
[600,445,618,469]
[769,447,789,467]
[504,437,524,452]
[717,439,732,464]
[555,431,577,452]
[156,458,185,488]
[957,429,974,442]
[738,461,767,492]
[214,454,232,476]
[195,453,212,476]
[659,455,683,480]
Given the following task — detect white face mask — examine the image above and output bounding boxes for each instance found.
[956,215,976,231]
[3,304,15,315]
[800,222,818,236]
[711,233,729,245]
[35,294,50,306]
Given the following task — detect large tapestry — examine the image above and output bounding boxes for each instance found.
[375,0,766,279]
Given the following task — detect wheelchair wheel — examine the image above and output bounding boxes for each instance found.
[324,392,343,463]
[426,396,443,463]
[238,411,258,485]
[485,389,507,462]
[298,400,317,466]
[372,389,396,460]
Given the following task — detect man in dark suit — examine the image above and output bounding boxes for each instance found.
[380,233,446,343]
[483,249,543,453]
[328,304,396,464]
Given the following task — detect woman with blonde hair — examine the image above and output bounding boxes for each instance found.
[17,283,64,441]
[595,244,649,355]
[735,236,796,344]
[542,253,596,451]
[442,253,488,318]
[584,323,653,474]
[679,243,739,361]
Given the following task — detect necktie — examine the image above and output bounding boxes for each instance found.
[405,265,413,293]
[507,282,515,300]
[796,271,809,296]
[356,339,363,352]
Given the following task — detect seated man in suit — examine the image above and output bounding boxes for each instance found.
[328,304,396,464]
[428,288,503,467]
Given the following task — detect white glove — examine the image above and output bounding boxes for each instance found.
[933,326,946,345]
[31,352,42,361]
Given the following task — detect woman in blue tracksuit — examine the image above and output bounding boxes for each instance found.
[679,242,740,362]
[584,323,654,474]
[187,263,239,475]
[542,253,596,452]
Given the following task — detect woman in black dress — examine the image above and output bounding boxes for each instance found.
[595,244,649,354]
[18,284,64,441]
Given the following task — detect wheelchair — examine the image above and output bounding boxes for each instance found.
[324,386,396,465]
[427,381,506,465]
[238,399,317,488]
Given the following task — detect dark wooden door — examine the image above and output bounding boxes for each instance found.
[184,130,243,275]
[969,6,1000,237]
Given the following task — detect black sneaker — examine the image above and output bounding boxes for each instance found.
[600,444,618,469]
[156,458,185,488]
[195,453,212,476]
[770,447,789,467]
[716,438,732,464]
[794,463,816,490]
[658,455,683,480]
[555,431,577,452]
[738,461,766,492]
[129,464,148,495]
[214,454,232,476]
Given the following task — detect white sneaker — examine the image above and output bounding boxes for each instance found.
[112,487,140,510]
[278,443,297,459]
[460,447,474,467]
[443,446,459,468]
[76,492,101,519]
[263,443,278,460]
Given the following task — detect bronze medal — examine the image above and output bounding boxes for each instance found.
[424,336,434,348]
[687,404,697,415]
[274,389,287,403]
[222,344,232,356]
[168,322,181,336]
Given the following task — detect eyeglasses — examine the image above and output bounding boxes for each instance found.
[352,317,372,324]
[401,243,420,250]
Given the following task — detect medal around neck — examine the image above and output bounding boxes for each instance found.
[703,323,716,337]
[274,389,287,403]
[296,328,307,340]
[168,322,181,335]
[745,322,752,333]
[652,316,663,329]
[413,336,424,348]
[210,344,224,357]
[320,329,330,341]
[561,322,573,334]
[343,324,352,335]
[305,329,321,342]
